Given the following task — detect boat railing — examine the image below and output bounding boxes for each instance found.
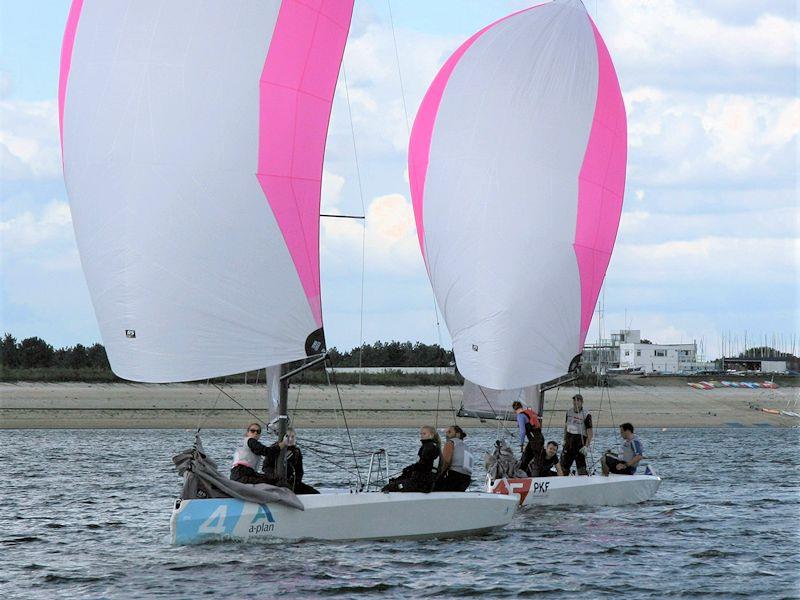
[363,449,390,492]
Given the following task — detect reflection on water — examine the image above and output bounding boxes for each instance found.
[1,426,798,598]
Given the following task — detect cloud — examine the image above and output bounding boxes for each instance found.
[322,191,422,274]
[608,236,798,288]
[0,100,61,180]
[625,89,799,188]
[604,0,798,94]
[0,200,74,252]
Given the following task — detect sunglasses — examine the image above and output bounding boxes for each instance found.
[249,428,262,433]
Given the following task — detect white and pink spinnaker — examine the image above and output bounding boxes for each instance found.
[409,0,627,390]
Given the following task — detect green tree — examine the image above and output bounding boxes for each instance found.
[1,333,20,368]
[18,337,55,368]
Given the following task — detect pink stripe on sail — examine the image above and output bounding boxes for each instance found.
[58,0,85,157]
[257,0,354,328]
[574,18,628,349]
[408,5,540,264]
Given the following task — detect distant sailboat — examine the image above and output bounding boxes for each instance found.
[408,0,660,506]
[60,0,517,543]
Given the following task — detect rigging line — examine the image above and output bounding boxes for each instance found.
[477,386,518,441]
[320,214,365,219]
[212,383,268,428]
[447,385,458,425]
[302,445,362,478]
[195,384,224,433]
[386,0,448,404]
[387,0,410,133]
[342,65,368,385]
[434,384,441,429]
[327,357,364,487]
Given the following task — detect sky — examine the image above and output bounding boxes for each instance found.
[0,0,797,361]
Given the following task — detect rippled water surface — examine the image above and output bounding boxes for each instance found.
[1,426,799,599]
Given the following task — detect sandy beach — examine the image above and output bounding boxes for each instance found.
[1,381,797,429]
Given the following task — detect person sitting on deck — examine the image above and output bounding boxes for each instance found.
[434,425,473,492]
[513,400,543,474]
[528,440,566,477]
[229,422,275,485]
[559,394,593,475]
[263,428,320,494]
[602,422,644,476]
[382,425,441,493]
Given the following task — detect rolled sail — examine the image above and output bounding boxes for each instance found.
[409,0,627,389]
[59,1,353,382]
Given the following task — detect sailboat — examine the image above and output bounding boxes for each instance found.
[408,0,660,506]
[59,0,517,543]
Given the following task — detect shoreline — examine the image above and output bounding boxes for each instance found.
[1,382,798,429]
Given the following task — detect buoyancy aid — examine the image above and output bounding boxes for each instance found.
[565,408,588,436]
[232,437,262,471]
[448,438,473,476]
[418,439,440,474]
[521,408,540,429]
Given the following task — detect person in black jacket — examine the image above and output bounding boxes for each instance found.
[230,422,276,484]
[381,426,441,493]
[262,428,319,495]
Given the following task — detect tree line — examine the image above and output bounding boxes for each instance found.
[0,334,451,371]
[1,334,110,370]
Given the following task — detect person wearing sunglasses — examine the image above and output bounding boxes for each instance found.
[229,422,274,484]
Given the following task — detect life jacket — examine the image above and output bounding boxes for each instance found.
[418,439,440,475]
[521,408,540,429]
[232,437,262,471]
[565,408,588,436]
[448,438,474,476]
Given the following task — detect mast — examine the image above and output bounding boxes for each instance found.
[275,362,290,482]
[536,384,545,419]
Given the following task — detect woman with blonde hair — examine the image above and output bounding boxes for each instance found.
[381,425,441,493]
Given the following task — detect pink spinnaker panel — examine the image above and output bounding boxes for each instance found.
[574,19,627,348]
[408,6,537,263]
[257,0,354,328]
[58,0,84,152]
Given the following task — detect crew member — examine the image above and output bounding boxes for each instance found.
[382,426,441,493]
[229,422,274,484]
[528,440,566,477]
[263,428,319,494]
[602,422,644,476]
[559,394,593,475]
[434,425,473,491]
[513,400,543,474]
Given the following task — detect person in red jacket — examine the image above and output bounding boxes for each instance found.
[513,401,543,475]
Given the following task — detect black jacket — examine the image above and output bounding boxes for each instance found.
[262,443,305,487]
[403,439,440,477]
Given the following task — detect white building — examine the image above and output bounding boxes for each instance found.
[618,341,698,373]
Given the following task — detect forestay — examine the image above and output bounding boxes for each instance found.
[408,0,627,389]
[60,0,353,382]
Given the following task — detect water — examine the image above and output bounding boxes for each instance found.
[1,426,798,599]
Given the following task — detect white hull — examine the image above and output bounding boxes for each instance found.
[170,491,518,545]
[487,474,661,507]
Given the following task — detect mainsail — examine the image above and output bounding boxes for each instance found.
[408,0,627,390]
[60,1,354,382]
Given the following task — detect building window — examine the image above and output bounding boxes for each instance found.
[624,350,630,356]
[636,350,641,357]
[654,349,667,357]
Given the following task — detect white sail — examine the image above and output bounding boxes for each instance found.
[60,1,353,382]
[409,0,627,389]
[460,380,538,421]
